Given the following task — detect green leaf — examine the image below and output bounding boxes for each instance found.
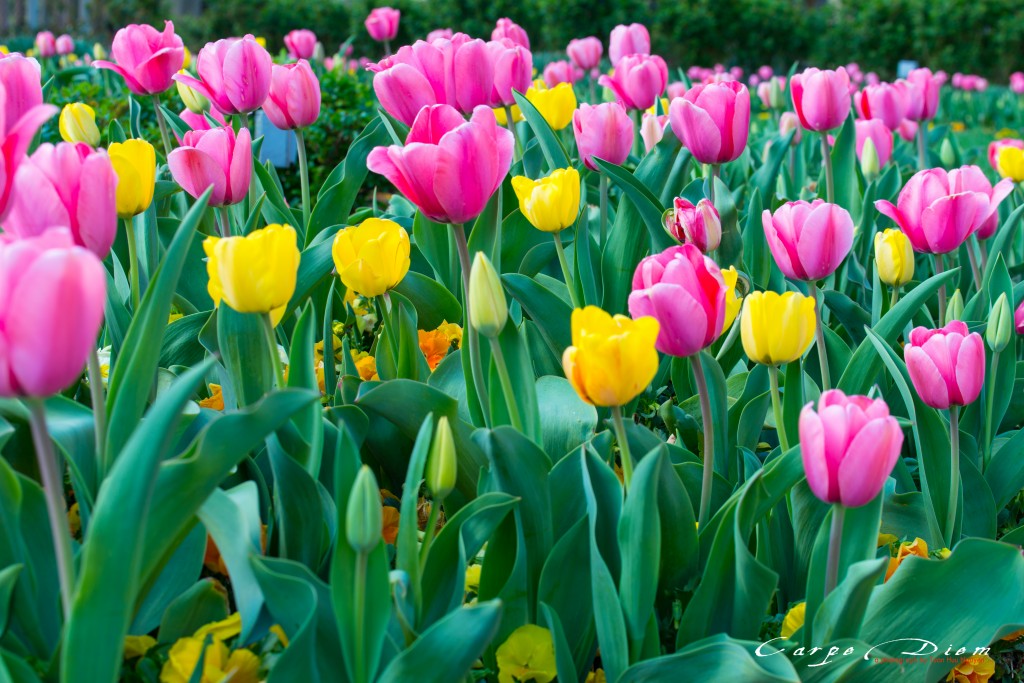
[829,114,861,221]
[156,578,229,644]
[535,376,597,460]
[285,302,324,475]
[251,557,322,683]
[217,306,274,408]
[392,271,463,330]
[618,450,662,654]
[619,634,799,682]
[594,157,674,254]
[512,90,569,170]
[502,273,572,359]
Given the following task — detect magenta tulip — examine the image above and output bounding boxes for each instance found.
[875,167,1013,253]
[366,7,401,43]
[988,138,1024,173]
[172,35,271,115]
[0,66,56,222]
[897,118,918,142]
[669,80,750,165]
[55,34,74,56]
[763,199,854,281]
[492,18,530,49]
[905,321,985,409]
[854,81,908,131]
[543,60,582,87]
[368,39,450,125]
[567,37,602,72]
[427,28,453,42]
[35,32,57,58]
[608,23,649,66]
[168,125,252,207]
[905,68,942,122]
[665,197,721,253]
[628,244,727,357]
[490,41,533,107]
[1015,299,1024,335]
[791,66,852,132]
[178,107,227,137]
[799,390,904,507]
[599,53,667,111]
[263,60,321,130]
[4,143,117,258]
[855,119,893,167]
[284,29,317,60]
[0,53,46,129]
[367,104,513,225]
[93,21,185,95]
[573,102,633,171]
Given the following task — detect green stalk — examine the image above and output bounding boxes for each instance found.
[352,550,369,683]
[239,111,256,215]
[934,254,947,326]
[552,231,580,309]
[599,174,609,244]
[452,224,491,426]
[824,504,846,597]
[890,286,900,309]
[769,364,790,451]
[917,125,928,171]
[983,351,1001,472]
[611,405,634,489]
[945,408,960,548]
[488,337,524,431]
[820,132,835,203]
[503,105,522,161]
[124,217,141,312]
[966,237,983,292]
[808,281,831,391]
[152,93,173,159]
[262,313,285,388]
[295,128,312,230]
[709,164,720,205]
[691,354,716,527]
[87,348,107,476]
[419,498,442,571]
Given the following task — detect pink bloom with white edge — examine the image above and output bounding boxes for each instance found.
[790,66,852,132]
[763,199,854,281]
[897,118,918,142]
[599,53,667,111]
[93,21,185,95]
[168,125,252,207]
[799,390,904,507]
[904,321,985,409]
[665,197,721,253]
[608,23,649,66]
[172,35,271,115]
[567,37,602,72]
[35,32,57,58]
[669,80,750,165]
[366,7,401,43]
[492,18,529,49]
[779,111,803,144]
[284,29,317,60]
[855,119,893,167]
[543,60,582,87]
[874,167,1013,253]
[427,28,453,42]
[573,102,633,171]
[262,60,321,130]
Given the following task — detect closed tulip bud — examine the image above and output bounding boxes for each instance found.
[284,29,317,60]
[665,197,721,253]
[109,139,156,218]
[779,111,803,145]
[741,291,816,366]
[940,138,956,167]
[860,136,880,181]
[365,7,401,43]
[59,103,100,147]
[525,81,576,131]
[856,119,892,171]
[177,70,209,113]
[946,289,964,322]
[608,23,650,67]
[987,293,1013,353]
[469,252,507,338]
[92,43,107,61]
[763,200,854,281]
[1015,299,1024,336]
[573,102,633,171]
[873,228,914,288]
[640,112,667,152]
[426,416,457,500]
[511,167,580,233]
[905,321,984,409]
[346,466,383,554]
[567,37,602,72]
[313,42,326,62]
[263,60,321,130]
[331,218,410,297]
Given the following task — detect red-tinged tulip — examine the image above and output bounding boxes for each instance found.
[875,167,1013,253]
[367,104,513,225]
[490,41,533,108]
[284,29,317,60]
[791,66,852,132]
[779,111,803,144]
[567,37,602,72]
[799,390,904,507]
[905,67,942,122]
[168,125,252,207]
[628,244,727,357]
[669,80,750,165]
[0,229,107,397]
[55,34,74,56]
[763,199,854,281]
[855,119,893,168]
[93,21,185,95]
[263,60,320,130]
[988,138,1024,173]
[173,35,271,115]
[608,23,649,66]
[365,7,401,43]
[854,81,908,131]
[665,197,721,253]
[0,53,45,129]
[1015,299,1024,336]
[599,53,667,111]
[905,321,985,409]
[35,32,57,58]
[367,39,450,125]
[4,143,117,258]
[897,118,918,142]
[573,102,633,171]
[492,18,529,49]
[543,60,582,87]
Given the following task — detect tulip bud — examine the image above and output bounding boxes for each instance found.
[940,138,956,167]
[987,293,1013,353]
[860,136,880,181]
[177,70,209,113]
[92,43,107,61]
[58,103,100,147]
[779,111,802,145]
[469,252,508,338]
[946,289,964,322]
[426,416,457,500]
[874,228,915,288]
[346,466,383,554]
[665,197,721,253]
[313,42,326,62]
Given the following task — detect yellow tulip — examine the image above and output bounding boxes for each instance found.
[123,634,156,660]
[108,139,156,218]
[0,46,8,55]
[874,228,914,288]
[255,37,267,48]
[496,625,557,683]
[159,637,260,683]
[92,43,107,60]
[512,168,580,233]
[58,103,100,147]
[192,613,242,642]
[204,224,300,325]
[562,306,660,407]
[494,105,523,125]
[183,45,192,69]
[740,291,816,366]
[177,69,209,113]
[526,81,576,131]
[997,145,1024,182]
[722,266,743,333]
[781,602,805,640]
[331,218,410,298]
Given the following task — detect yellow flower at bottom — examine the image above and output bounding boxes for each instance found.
[331,218,410,298]
[946,655,996,683]
[124,634,156,660]
[874,228,915,288]
[496,624,557,683]
[512,167,581,233]
[884,537,930,581]
[585,671,607,683]
[781,602,805,639]
[198,384,224,411]
[192,612,242,643]
[464,564,482,594]
[351,350,379,381]
[109,139,156,218]
[526,80,576,131]
[721,266,743,333]
[740,291,815,366]
[997,145,1024,182]
[562,306,660,407]
[159,637,260,683]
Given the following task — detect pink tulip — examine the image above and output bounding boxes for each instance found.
[262,60,320,130]
[665,197,721,253]
[4,143,117,258]
[178,107,227,137]
[573,102,633,171]
[666,81,686,100]
[367,104,513,225]
[897,118,918,142]
[758,65,774,81]
[599,53,667,111]
[543,60,582,87]
[491,41,533,107]
[608,23,650,66]
[875,167,1013,253]
[628,244,727,357]
[763,199,854,281]
[791,67,852,132]
[0,229,107,397]
[799,390,904,507]
[368,39,449,125]
[567,37,602,72]
[492,18,530,49]
[55,34,74,56]
[168,125,252,207]
[35,32,57,58]
[427,28,453,42]
[1015,299,1024,335]
[779,111,803,144]
[366,7,401,43]
[173,35,271,115]
[1010,72,1024,95]
[854,81,908,131]
[956,165,1011,241]
[284,29,318,60]
[905,321,985,409]
[640,112,667,152]
[0,53,45,130]
[855,119,893,168]
[905,68,942,122]
[0,66,56,222]
[93,21,185,95]
[669,80,750,165]
[988,138,1024,173]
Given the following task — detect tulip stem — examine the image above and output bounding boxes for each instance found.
[87,348,107,473]
[552,232,580,309]
[631,110,642,158]
[295,128,312,230]
[917,126,928,172]
[769,364,790,451]
[599,174,609,244]
[262,313,285,388]
[934,254,947,326]
[966,237,983,292]
[890,286,901,310]
[946,407,961,548]
[503,106,522,161]
[27,400,75,622]
[488,337,524,432]
[820,133,835,204]
[610,405,634,489]
[352,549,369,683]
[151,94,173,159]
[824,504,846,597]
[983,351,1001,473]
[378,293,399,367]
[452,224,491,427]
[691,354,715,527]
[124,217,141,312]
[708,165,719,205]
[807,281,831,391]
[419,498,442,570]
[239,111,256,215]
[217,207,232,238]
[714,304,742,362]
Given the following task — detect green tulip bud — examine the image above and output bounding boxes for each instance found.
[987,293,1013,353]
[469,252,507,338]
[940,138,956,168]
[426,416,457,500]
[860,137,880,181]
[176,70,209,114]
[946,289,964,323]
[345,466,382,554]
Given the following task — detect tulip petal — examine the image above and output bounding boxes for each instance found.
[905,345,951,409]
[168,147,227,204]
[837,417,903,507]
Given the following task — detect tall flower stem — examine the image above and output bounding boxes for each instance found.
[27,400,75,622]
[824,504,846,597]
[503,106,523,161]
[87,349,107,472]
[124,217,141,311]
[377,293,399,363]
[419,498,442,570]
[890,286,901,309]
[599,174,609,244]
[239,111,256,214]
[769,364,790,451]
[820,133,835,204]
[966,237,983,292]
[488,337,524,431]
[691,354,715,527]
[451,224,491,426]
[983,351,1001,472]
[807,281,831,391]
[552,232,580,309]
[217,207,232,238]
[262,313,285,387]
[709,164,720,205]
[631,110,642,157]
[152,94,173,159]
[934,254,947,326]
[917,126,928,171]
[295,128,312,230]
[352,550,369,683]
[945,407,960,547]
[610,405,634,489]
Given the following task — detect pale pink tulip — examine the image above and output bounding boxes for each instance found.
[791,66,852,132]
[905,321,985,409]
[94,21,185,95]
[669,80,749,164]
[855,119,893,168]
[263,60,321,130]
[492,18,529,49]
[599,53,667,111]
[608,23,649,66]
[365,7,401,43]
[854,81,908,131]
[168,125,252,206]
[573,102,633,170]
[173,35,271,115]
[905,67,942,121]
[567,37,602,72]
[284,29,317,60]
[763,199,854,281]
